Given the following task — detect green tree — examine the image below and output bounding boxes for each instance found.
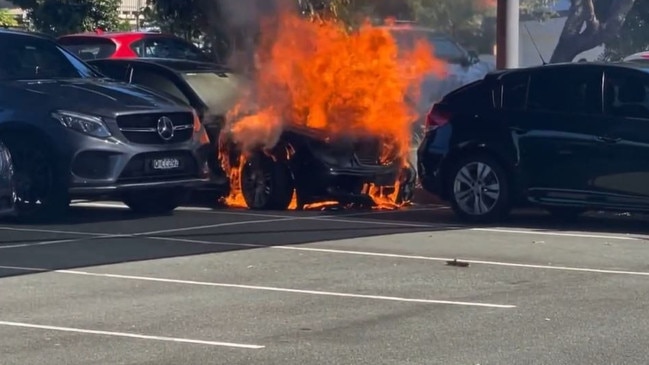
[550,0,637,62]
[145,0,228,60]
[13,0,122,35]
[0,9,18,27]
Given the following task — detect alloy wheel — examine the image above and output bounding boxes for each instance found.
[452,161,501,216]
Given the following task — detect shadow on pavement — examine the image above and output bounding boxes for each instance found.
[2,195,649,281]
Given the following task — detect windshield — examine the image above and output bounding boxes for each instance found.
[58,38,117,60]
[131,37,212,63]
[0,36,102,81]
[182,71,243,112]
[390,30,468,63]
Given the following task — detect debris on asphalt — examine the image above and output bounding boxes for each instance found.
[446,259,470,267]
[533,240,545,244]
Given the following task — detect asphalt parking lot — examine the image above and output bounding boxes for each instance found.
[2,198,649,365]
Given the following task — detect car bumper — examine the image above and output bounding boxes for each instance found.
[297,159,410,202]
[69,177,211,195]
[416,131,447,199]
[58,129,213,198]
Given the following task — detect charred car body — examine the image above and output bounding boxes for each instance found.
[0,30,212,221]
[88,58,416,209]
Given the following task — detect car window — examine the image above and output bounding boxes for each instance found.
[527,68,602,115]
[500,72,529,110]
[130,66,191,105]
[444,80,494,111]
[390,30,467,63]
[604,69,649,120]
[58,38,116,60]
[0,36,99,81]
[130,37,209,62]
[90,62,130,82]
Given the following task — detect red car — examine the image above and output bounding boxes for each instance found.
[57,30,213,62]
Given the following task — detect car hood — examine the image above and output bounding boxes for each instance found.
[5,78,188,117]
[184,71,251,117]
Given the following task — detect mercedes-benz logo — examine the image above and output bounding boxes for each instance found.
[157,116,175,141]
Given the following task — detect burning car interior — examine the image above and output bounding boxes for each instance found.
[210,11,445,211]
[218,123,418,210]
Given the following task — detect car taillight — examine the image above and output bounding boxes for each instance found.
[424,104,451,133]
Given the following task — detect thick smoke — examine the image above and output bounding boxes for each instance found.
[215,0,294,73]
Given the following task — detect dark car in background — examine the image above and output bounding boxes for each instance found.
[418,62,649,222]
[89,57,417,210]
[0,29,212,221]
[58,30,215,63]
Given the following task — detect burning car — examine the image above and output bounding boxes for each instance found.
[89,13,444,210]
[88,57,418,209]
[219,121,417,210]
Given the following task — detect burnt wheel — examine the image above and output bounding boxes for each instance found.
[241,152,294,210]
[3,134,69,222]
[396,161,417,204]
[122,187,191,215]
[447,154,511,223]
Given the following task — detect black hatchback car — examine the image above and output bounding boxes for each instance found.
[0,29,212,221]
[418,62,649,222]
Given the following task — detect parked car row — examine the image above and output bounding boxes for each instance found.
[0,28,419,221]
[3,27,647,223]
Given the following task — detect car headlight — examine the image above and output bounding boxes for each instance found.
[52,110,111,138]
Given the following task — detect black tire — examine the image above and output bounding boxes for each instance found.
[240,152,294,210]
[2,133,69,222]
[446,153,512,223]
[122,187,190,215]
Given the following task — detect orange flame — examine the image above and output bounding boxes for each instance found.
[221,12,446,210]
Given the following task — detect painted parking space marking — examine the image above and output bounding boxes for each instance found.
[0,265,515,309]
[147,236,649,277]
[0,321,264,349]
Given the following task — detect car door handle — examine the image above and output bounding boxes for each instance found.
[596,136,621,144]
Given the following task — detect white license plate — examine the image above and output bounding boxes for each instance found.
[152,158,180,170]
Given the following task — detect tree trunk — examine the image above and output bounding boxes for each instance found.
[549,0,635,63]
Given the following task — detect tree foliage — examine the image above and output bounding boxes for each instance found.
[0,9,18,27]
[550,0,636,62]
[12,0,122,35]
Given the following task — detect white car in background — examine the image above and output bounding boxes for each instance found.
[380,25,496,163]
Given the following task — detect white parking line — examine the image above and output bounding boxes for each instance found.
[134,216,306,236]
[148,236,649,277]
[0,226,106,236]
[0,265,515,309]
[0,321,264,349]
[469,227,645,241]
[0,238,85,249]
